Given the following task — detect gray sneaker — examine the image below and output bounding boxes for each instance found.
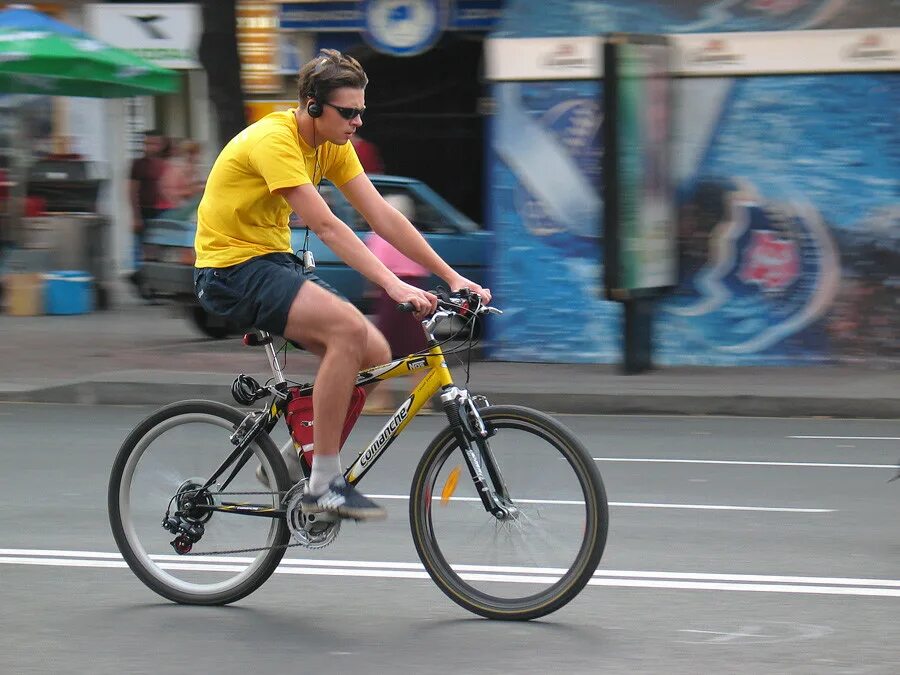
[255,443,303,488]
[300,477,387,521]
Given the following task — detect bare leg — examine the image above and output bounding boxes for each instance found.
[282,282,390,460]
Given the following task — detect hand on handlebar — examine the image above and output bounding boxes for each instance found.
[447,274,491,306]
[396,287,502,321]
[385,279,437,319]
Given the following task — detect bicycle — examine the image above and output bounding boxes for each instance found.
[108,290,609,620]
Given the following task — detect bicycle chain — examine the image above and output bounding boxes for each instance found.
[176,489,308,556]
[180,541,304,556]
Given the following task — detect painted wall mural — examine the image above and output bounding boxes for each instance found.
[494,0,900,37]
[489,80,622,362]
[487,73,900,364]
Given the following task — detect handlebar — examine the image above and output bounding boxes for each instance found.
[396,288,501,318]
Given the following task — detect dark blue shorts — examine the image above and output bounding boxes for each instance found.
[193,252,342,336]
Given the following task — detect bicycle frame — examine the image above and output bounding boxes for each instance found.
[343,345,453,484]
[191,308,513,521]
[197,341,449,495]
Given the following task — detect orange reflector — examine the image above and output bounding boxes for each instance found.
[440,466,461,505]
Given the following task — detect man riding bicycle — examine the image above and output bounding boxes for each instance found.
[193,49,490,521]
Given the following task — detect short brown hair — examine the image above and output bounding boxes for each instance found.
[297,49,368,105]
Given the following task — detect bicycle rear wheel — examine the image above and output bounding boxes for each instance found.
[108,400,291,605]
[410,405,608,620]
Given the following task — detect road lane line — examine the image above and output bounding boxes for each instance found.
[788,436,900,441]
[0,549,123,559]
[9,549,900,585]
[592,458,894,469]
[0,556,128,569]
[584,579,900,597]
[366,494,833,513]
[609,502,831,512]
[3,550,900,597]
[595,570,900,587]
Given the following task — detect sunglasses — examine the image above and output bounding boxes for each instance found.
[324,101,365,120]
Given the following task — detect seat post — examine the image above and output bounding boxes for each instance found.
[258,330,287,384]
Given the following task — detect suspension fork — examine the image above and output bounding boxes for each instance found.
[440,389,514,519]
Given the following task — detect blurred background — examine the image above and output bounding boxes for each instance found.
[1,6,898,670]
[0,0,897,368]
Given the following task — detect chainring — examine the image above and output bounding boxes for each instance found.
[284,479,341,549]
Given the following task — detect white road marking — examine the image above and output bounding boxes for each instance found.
[592,458,894,469]
[788,436,900,441]
[2,549,899,597]
[608,503,831,513]
[367,494,833,513]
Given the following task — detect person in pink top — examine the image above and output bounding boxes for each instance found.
[364,193,430,412]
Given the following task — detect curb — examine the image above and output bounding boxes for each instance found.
[1,381,897,419]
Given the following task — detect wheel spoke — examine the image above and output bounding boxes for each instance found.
[410,406,608,620]
[109,401,290,605]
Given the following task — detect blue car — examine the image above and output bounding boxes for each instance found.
[140,175,492,338]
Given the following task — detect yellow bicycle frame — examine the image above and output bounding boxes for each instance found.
[344,344,455,484]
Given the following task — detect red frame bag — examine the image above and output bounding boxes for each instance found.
[286,386,367,465]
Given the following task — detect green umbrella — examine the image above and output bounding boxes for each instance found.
[0,27,179,98]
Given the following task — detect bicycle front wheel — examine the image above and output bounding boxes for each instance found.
[109,400,291,605]
[410,405,608,620]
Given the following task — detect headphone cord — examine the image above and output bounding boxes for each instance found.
[300,108,320,258]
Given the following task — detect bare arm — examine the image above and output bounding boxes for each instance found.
[340,173,453,278]
[276,183,437,314]
[340,173,491,302]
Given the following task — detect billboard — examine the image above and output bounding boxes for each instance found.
[487,71,899,364]
[494,0,900,36]
[484,2,899,365]
[488,79,623,362]
[658,73,899,364]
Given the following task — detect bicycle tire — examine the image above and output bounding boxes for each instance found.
[409,405,608,620]
[108,399,291,605]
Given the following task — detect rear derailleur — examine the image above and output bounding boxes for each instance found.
[162,479,214,554]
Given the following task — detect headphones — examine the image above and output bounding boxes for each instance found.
[305,56,331,118]
[307,96,323,118]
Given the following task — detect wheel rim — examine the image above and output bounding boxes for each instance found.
[416,415,602,611]
[118,412,282,597]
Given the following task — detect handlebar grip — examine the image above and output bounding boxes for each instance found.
[396,302,416,313]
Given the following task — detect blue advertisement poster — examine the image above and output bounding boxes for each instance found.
[658,74,899,365]
[488,73,899,364]
[486,0,899,365]
[488,81,623,362]
[494,0,900,36]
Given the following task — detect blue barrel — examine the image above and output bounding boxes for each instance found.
[43,270,94,315]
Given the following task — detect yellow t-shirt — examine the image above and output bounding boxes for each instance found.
[194,108,364,268]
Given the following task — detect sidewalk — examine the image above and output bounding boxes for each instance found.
[1,283,897,418]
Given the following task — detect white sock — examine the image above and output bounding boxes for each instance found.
[309,453,341,495]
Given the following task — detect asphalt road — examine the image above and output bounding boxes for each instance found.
[1,404,899,674]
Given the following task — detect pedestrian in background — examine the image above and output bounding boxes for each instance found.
[128,130,164,274]
[363,192,430,413]
[350,130,383,174]
[159,139,205,209]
